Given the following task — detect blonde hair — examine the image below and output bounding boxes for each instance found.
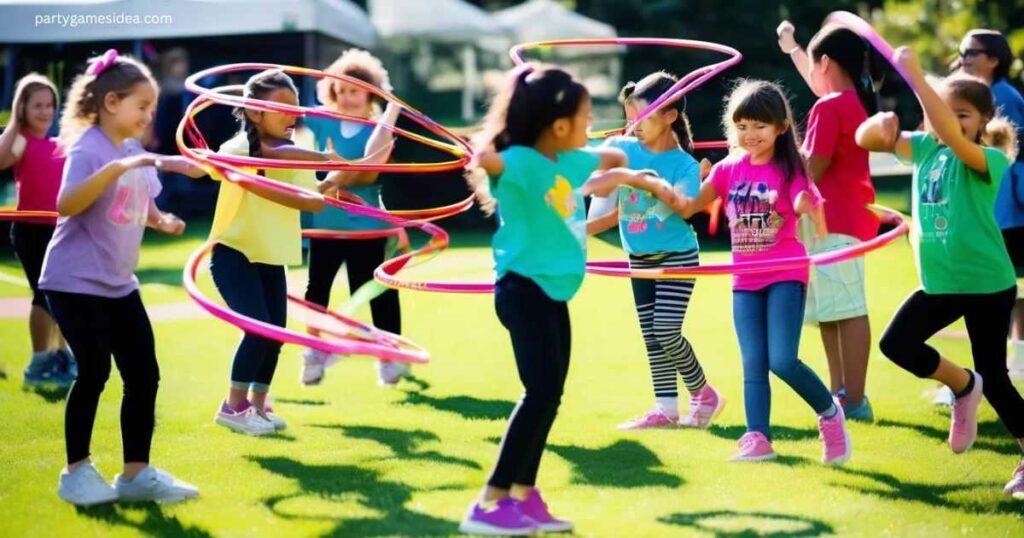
[58,52,156,150]
[316,49,389,112]
[11,73,59,127]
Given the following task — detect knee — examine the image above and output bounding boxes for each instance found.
[768,356,801,380]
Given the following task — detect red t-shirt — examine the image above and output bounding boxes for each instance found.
[803,90,879,241]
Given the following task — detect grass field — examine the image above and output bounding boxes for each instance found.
[1,209,1023,537]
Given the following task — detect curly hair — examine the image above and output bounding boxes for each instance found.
[59,52,155,150]
[316,48,389,110]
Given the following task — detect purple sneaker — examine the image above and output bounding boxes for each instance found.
[617,409,678,431]
[518,489,572,533]
[1004,460,1024,500]
[459,497,537,536]
[949,371,983,454]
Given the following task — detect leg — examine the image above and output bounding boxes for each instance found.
[46,291,112,467]
[251,263,288,401]
[733,289,771,438]
[12,223,60,353]
[109,291,160,475]
[652,274,705,394]
[964,287,1024,438]
[818,321,844,393]
[879,289,968,389]
[304,238,346,337]
[764,282,834,415]
[629,269,675,401]
[837,315,871,406]
[345,238,401,334]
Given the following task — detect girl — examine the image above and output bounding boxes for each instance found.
[460,65,686,536]
[955,29,1024,379]
[777,22,880,421]
[588,72,724,430]
[857,46,1024,499]
[0,73,75,388]
[299,49,405,388]
[679,79,852,465]
[209,69,387,436]
[39,49,197,505]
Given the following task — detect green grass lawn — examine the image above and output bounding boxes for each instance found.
[1,220,1022,537]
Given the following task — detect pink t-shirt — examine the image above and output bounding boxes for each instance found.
[13,130,64,213]
[709,153,821,291]
[802,90,879,241]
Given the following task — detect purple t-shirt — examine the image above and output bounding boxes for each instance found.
[39,126,161,298]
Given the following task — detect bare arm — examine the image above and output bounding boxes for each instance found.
[777,21,814,92]
[0,120,23,170]
[795,191,828,239]
[58,154,155,216]
[679,180,720,219]
[586,208,619,235]
[855,111,912,161]
[146,199,186,235]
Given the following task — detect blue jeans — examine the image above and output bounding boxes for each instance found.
[210,243,287,393]
[733,281,833,439]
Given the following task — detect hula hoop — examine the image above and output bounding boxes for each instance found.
[511,38,742,140]
[0,207,58,223]
[824,11,916,90]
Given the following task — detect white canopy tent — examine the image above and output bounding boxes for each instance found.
[369,0,511,121]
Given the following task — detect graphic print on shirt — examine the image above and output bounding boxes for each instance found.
[920,153,951,240]
[546,174,586,248]
[108,167,151,226]
[620,182,681,234]
[725,180,783,254]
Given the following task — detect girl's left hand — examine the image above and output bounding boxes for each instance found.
[892,46,921,75]
[155,213,186,235]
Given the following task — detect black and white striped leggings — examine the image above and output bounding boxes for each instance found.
[629,250,706,398]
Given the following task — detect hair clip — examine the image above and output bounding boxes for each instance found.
[87,49,119,77]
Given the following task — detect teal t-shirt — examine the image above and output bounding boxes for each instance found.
[492,146,601,301]
[304,115,385,230]
[910,132,1015,294]
[603,136,700,254]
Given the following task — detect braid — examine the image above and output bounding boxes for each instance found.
[243,119,264,176]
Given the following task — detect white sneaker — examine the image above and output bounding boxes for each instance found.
[260,405,287,431]
[113,466,198,504]
[57,463,118,506]
[376,360,409,388]
[301,348,337,386]
[214,404,275,436]
[933,385,955,407]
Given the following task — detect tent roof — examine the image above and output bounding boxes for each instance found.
[369,0,509,43]
[0,0,378,48]
[493,0,618,55]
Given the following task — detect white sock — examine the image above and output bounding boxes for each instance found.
[655,397,679,418]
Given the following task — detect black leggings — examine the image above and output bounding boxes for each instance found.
[488,273,571,489]
[11,222,55,311]
[46,289,159,464]
[880,286,1024,437]
[305,237,401,334]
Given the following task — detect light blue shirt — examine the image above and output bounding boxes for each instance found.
[304,115,385,230]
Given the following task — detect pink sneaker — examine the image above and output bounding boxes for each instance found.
[728,432,776,461]
[818,401,851,465]
[678,385,726,429]
[949,371,983,454]
[518,489,572,533]
[458,497,537,536]
[617,408,678,431]
[1004,460,1024,500]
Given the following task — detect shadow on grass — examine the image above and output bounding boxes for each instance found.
[707,424,819,443]
[877,418,1019,456]
[274,397,329,407]
[251,455,456,537]
[135,267,185,288]
[399,390,515,421]
[548,439,683,489]
[77,503,213,538]
[312,424,480,469]
[659,510,834,537]
[828,466,1020,514]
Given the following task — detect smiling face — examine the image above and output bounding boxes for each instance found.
[102,81,158,140]
[332,80,374,119]
[247,87,300,141]
[941,89,986,142]
[20,86,56,135]
[734,117,785,162]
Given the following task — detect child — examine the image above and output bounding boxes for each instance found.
[587,72,724,430]
[459,65,687,536]
[0,73,75,387]
[209,68,385,436]
[299,49,405,388]
[38,49,197,505]
[777,21,880,421]
[955,29,1024,379]
[679,79,851,465]
[857,46,1024,499]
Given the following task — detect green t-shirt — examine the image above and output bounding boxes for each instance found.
[491,146,601,301]
[910,132,1015,294]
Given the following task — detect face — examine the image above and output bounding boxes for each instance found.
[333,80,373,118]
[21,87,56,134]
[625,98,675,146]
[561,94,592,150]
[103,81,157,140]
[958,37,998,79]
[247,87,300,141]
[942,90,985,142]
[734,117,785,159]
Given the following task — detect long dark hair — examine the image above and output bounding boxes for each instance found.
[724,79,806,184]
[808,24,883,114]
[472,64,589,154]
[964,29,1014,82]
[620,71,695,153]
[233,69,299,165]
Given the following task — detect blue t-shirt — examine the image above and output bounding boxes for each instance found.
[603,136,700,254]
[491,146,601,301]
[991,79,1024,229]
[304,115,385,230]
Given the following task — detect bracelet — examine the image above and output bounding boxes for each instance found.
[784,44,802,55]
